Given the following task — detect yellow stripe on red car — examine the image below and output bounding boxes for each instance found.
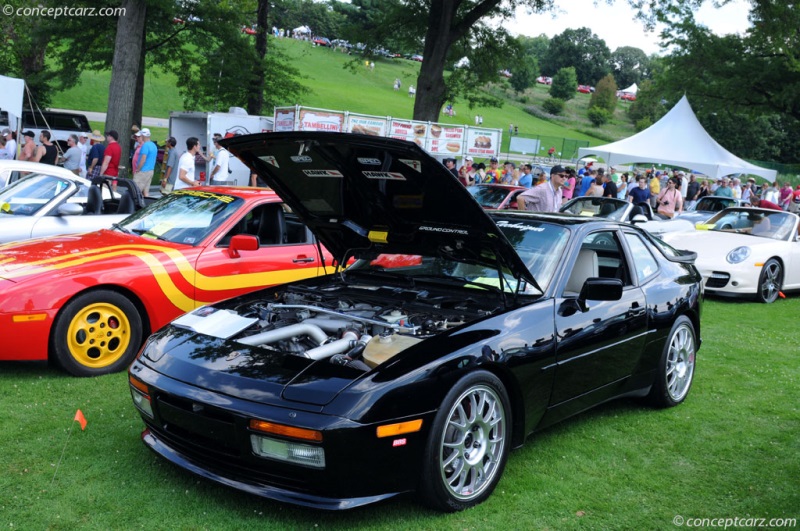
[0,244,320,312]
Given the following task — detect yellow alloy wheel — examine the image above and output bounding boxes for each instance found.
[66,301,132,369]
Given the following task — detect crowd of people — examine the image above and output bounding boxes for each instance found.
[454,156,800,215]
[0,126,236,198]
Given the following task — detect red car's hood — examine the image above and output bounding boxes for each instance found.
[0,229,180,282]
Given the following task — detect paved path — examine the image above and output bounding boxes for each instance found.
[50,108,169,129]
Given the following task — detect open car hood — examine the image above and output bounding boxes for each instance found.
[222,132,536,286]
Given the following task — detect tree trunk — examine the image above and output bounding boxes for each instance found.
[246,0,269,115]
[106,0,147,176]
[413,0,454,122]
[132,24,147,130]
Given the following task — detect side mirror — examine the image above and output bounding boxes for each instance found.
[58,203,85,216]
[228,234,259,258]
[581,278,623,302]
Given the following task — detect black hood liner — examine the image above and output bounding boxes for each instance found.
[221,132,536,286]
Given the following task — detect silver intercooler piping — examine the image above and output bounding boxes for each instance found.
[236,322,328,347]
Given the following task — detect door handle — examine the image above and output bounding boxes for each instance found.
[292,257,315,263]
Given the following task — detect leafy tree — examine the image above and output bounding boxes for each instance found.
[589,74,618,113]
[627,79,666,126]
[549,66,577,102]
[541,28,610,85]
[508,38,538,93]
[518,34,550,67]
[610,46,650,89]
[271,0,346,38]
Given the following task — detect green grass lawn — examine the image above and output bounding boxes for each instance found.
[2,297,798,529]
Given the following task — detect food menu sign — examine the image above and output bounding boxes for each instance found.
[273,108,296,132]
[426,125,465,155]
[299,109,344,132]
[347,115,387,137]
[274,106,502,159]
[388,119,429,148]
[465,128,501,157]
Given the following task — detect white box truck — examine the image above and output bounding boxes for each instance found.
[169,108,273,186]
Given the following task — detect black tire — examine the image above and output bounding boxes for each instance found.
[52,290,143,377]
[649,315,696,408]
[420,371,511,512]
[756,259,782,304]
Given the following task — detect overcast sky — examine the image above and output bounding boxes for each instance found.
[504,0,752,56]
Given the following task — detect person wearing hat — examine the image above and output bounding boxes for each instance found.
[516,165,568,212]
[18,131,36,162]
[1,128,16,160]
[86,131,106,180]
[76,132,90,177]
[458,156,473,186]
[132,128,157,197]
[484,157,502,183]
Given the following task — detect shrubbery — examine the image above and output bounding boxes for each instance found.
[588,107,611,126]
[543,97,565,115]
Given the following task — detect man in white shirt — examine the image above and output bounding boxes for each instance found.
[175,137,201,190]
[1,129,17,160]
[209,134,230,183]
[77,132,90,177]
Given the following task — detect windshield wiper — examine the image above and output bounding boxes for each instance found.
[111,222,132,234]
[412,274,502,295]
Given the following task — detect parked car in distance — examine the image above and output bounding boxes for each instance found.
[620,93,637,101]
[0,186,334,376]
[559,196,694,236]
[674,196,751,225]
[16,110,92,153]
[577,85,593,94]
[467,184,525,210]
[312,37,331,47]
[0,163,144,243]
[410,54,423,62]
[536,76,552,85]
[129,132,703,512]
[661,207,800,303]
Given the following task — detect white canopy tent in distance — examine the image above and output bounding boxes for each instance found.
[578,95,778,182]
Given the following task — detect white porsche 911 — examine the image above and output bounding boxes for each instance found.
[661,207,800,303]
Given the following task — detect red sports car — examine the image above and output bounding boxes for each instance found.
[0,187,336,376]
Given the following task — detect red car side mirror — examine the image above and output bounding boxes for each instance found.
[229,234,259,258]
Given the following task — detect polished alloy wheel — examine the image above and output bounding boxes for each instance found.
[759,260,782,303]
[665,322,696,402]
[439,384,506,501]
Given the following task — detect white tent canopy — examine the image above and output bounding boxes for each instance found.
[293,25,311,34]
[578,96,778,181]
[0,74,25,131]
[620,83,638,94]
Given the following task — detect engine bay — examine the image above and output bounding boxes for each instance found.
[189,281,501,371]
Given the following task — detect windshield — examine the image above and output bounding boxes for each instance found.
[561,197,629,221]
[118,189,242,245]
[349,218,570,294]
[692,197,734,213]
[467,185,517,209]
[0,174,74,216]
[701,208,796,241]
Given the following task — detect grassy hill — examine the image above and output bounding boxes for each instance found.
[51,38,637,151]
